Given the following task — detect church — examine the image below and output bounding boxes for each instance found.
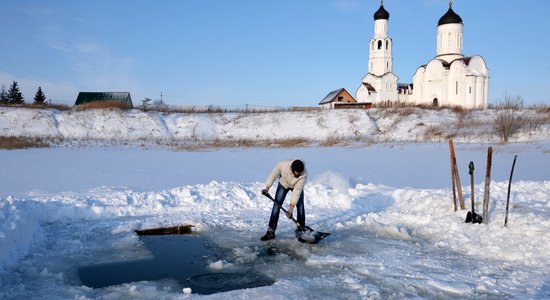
[355,1,489,109]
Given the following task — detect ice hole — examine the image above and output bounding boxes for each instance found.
[78,229,274,295]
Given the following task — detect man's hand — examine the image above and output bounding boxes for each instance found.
[261,188,269,196]
[286,204,295,219]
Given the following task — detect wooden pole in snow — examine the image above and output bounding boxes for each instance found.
[482,146,493,224]
[504,155,518,227]
[448,139,465,210]
[449,143,458,211]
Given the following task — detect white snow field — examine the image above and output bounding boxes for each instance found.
[0,107,549,299]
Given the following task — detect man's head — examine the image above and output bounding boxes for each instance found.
[291,159,304,178]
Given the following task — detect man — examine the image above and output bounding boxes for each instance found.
[260,159,307,241]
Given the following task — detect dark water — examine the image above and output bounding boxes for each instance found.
[78,234,274,295]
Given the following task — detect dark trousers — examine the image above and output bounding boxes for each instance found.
[268,183,305,231]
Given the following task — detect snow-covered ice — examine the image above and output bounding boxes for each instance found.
[0,107,549,299]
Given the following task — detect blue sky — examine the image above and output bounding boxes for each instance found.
[1,0,549,107]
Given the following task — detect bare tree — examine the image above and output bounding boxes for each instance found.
[493,95,523,142]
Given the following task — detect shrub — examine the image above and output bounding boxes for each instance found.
[493,95,524,142]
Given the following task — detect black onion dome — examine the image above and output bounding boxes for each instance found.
[374,5,389,20]
[438,5,463,26]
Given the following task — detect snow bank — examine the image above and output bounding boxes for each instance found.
[1,107,548,145]
[2,176,549,282]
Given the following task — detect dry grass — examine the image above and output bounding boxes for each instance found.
[423,125,445,140]
[141,105,320,114]
[171,137,312,150]
[0,136,49,149]
[319,134,344,146]
[1,103,71,111]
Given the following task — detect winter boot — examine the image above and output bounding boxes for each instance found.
[260,229,275,241]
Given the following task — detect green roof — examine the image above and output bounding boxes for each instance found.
[75,92,133,108]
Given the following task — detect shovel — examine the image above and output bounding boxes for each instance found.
[465,161,483,224]
[262,190,330,244]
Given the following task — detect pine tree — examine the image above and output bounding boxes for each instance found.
[0,85,8,104]
[7,81,24,104]
[34,86,47,105]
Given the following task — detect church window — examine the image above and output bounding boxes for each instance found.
[378,40,382,50]
[371,41,374,50]
[469,87,472,94]
[386,40,389,50]
[456,81,459,95]
[387,62,389,69]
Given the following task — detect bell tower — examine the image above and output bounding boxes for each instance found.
[369,0,393,76]
[356,0,398,104]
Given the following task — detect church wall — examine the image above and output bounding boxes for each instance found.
[412,67,426,105]
[355,85,371,103]
[466,76,477,108]
[448,60,467,107]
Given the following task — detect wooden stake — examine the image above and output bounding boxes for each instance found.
[504,155,518,227]
[450,144,458,211]
[448,139,465,210]
[482,146,493,224]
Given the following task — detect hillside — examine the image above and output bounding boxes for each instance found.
[0,106,549,148]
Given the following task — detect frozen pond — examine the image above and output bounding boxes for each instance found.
[1,144,549,298]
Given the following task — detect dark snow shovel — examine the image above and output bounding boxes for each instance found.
[465,161,483,224]
[262,191,330,244]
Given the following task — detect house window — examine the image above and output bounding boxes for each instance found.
[338,96,344,102]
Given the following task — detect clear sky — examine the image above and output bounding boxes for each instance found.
[1,0,549,108]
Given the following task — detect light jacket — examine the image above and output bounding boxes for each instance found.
[265,160,307,206]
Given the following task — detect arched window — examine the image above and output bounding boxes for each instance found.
[386,40,389,50]
[433,98,439,107]
[377,40,382,50]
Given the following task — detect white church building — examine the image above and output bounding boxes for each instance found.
[356,1,489,109]
[355,3,398,105]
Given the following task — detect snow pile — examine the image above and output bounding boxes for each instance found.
[1,173,549,298]
[1,106,548,145]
